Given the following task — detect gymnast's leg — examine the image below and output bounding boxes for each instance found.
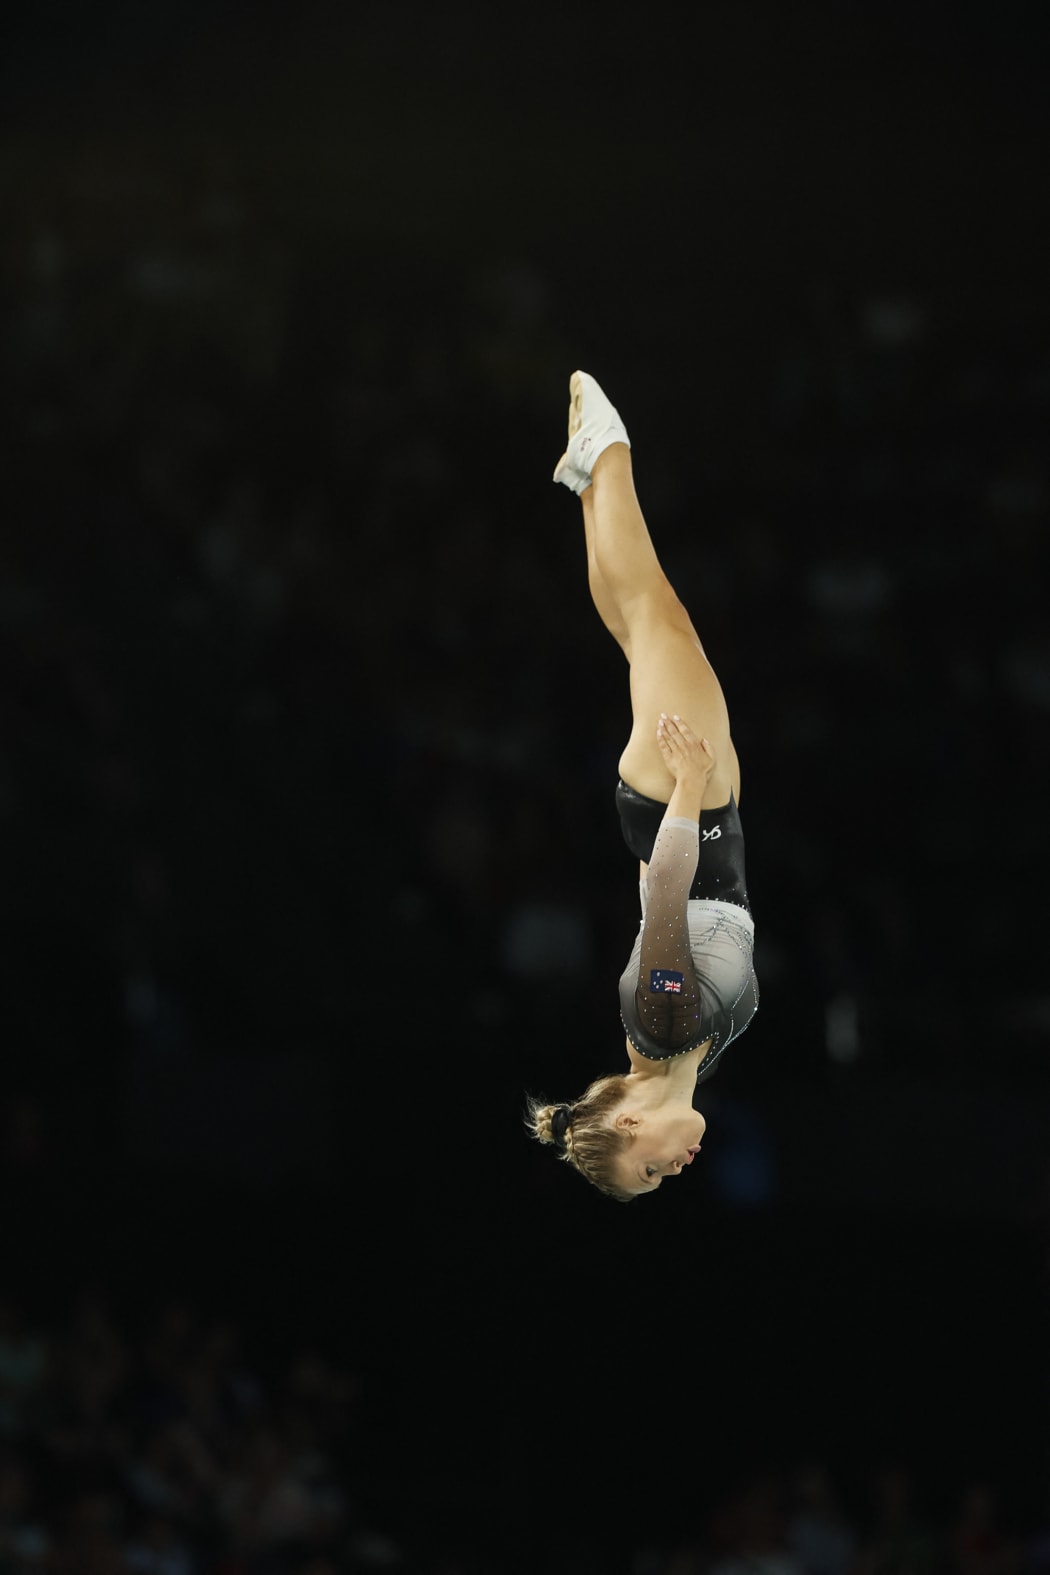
[577,430,740,809]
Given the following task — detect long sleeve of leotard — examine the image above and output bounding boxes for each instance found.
[633,815,706,1052]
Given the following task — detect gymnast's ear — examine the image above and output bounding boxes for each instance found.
[613,1112,641,1133]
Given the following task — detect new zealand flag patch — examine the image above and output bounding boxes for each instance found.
[649,969,684,994]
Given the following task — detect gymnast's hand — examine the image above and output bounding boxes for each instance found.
[656,713,716,793]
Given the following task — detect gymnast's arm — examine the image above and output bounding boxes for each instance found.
[632,718,716,1044]
[651,713,715,864]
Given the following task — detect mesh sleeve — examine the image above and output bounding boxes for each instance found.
[634,815,706,1052]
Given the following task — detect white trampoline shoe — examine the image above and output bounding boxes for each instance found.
[552,370,631,494]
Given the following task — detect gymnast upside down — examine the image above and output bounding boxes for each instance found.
[526,371,759,1201]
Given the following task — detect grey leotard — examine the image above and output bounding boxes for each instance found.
[617,805,759,1083]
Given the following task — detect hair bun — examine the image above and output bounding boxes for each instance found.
[550,1105,573,1149]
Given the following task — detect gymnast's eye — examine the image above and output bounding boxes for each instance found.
[645,1166,658,1178]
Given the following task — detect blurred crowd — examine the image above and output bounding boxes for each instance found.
[4,1281,1050,1575]
[629,1465,1050,1575]
[0,1288,361,1575]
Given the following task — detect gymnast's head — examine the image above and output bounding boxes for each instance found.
[525,1074,706,1201]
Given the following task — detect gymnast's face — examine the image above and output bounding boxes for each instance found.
[613,1108,706,1196]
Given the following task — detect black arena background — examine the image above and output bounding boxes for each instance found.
[1,2,1048,1571]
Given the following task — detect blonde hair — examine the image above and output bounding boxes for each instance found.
[524,1073,636,1202]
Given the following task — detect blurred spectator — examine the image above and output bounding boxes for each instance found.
[946,1484,1021,1575]
[123,1510,197,1575]
[0,1303,47,1443]
[709,1474,802,1575]
[787,1463,859,1575]
[855,1467,937,1575]
[0,1454,50,1570]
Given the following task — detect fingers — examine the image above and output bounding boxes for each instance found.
[656,712,713,753]
[656,714,716,782]
[657,711,690,742]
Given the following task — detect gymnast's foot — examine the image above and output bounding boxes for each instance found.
[552,370,631,494]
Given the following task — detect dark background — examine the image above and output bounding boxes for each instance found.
[1,1,1049,1571]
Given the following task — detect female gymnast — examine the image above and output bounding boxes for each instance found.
[526,371,759,1201]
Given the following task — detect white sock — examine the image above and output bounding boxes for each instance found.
[552,371,631,493]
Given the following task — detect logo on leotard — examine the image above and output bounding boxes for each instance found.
[702,825,722,842]
[650,970,684,994]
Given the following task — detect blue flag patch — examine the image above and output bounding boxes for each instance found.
[649,969,684,994]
